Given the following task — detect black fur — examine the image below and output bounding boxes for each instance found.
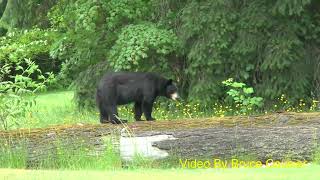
[96,72,178,124]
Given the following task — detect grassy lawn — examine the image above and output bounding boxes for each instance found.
[2,90,320,177]
[14,90,320,130]
[1,166,320,180]
[18,90,207,129]
[19,90,178,129]
[20,91,99,128]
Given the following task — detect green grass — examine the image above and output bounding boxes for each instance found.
[0,136,123,170]
[0,144,27,169]
[17,90,212,129]
[38,141,122,170]
[1,90,320,172]
[7,90,320,130]
[19,91,99,128]
[1,166,320,180]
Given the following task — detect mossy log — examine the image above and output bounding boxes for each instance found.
[1,112,320,167]
[121,112,320,162]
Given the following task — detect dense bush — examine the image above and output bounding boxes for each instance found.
[0,28,61,82]
[48,0,320,105]
[73,61,110,108]
[48,0,181,107]
[1,0,319,109]
[109,23,179,72]
[150,0,320,106]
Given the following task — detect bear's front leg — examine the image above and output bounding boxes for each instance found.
[99,109,109,123]
[142,100,156,121]
[106,105,127,124]
[100,116,109,124]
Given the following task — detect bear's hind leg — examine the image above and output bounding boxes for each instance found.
[98,100,109,123]
[134,102,143,121]
[142,100,156,121]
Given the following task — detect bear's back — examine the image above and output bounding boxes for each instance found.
[102,72,163,84]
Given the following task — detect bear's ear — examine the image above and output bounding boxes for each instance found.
[166,79,173,86]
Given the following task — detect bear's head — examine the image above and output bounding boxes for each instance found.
[165,79,179,100]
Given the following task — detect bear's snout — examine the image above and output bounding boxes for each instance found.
[170,92,179,100]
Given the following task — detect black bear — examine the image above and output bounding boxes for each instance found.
[96,72,179,124]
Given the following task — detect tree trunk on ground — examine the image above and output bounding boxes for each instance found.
[121,112,320,162]
[1,112,320,167]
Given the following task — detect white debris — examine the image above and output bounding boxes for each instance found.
[120,133,177,161]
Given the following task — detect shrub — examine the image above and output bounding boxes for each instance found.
[0,58,54,130]
[222,78,264,114]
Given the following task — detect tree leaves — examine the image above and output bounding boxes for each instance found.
[4,0,318,108]
[109,24,179,71]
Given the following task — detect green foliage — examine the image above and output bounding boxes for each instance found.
[48,0,150,76]
[48,0,178,107]
[0,58,54,130]
[151,0,320,105]
[2,0,320,109]
[0,29,56,62]
[0,28,60,75]
[48,0,110,79]
[47,0,320,108]
[177,0,237,105]
[48,0,114,91]
[222,78,263,114]
[109,24,179,71]
[272,0,311,16]
[106,0,149,29]
[74,61,110,108]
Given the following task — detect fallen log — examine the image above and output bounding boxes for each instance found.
[1,112,320,167]
[121,112,320,162]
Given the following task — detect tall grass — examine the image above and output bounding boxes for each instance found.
[38,141,122,170]
[0,137,123,170]
[0,142,27,168]
[0,136,181,170]
[14,91,320,130]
